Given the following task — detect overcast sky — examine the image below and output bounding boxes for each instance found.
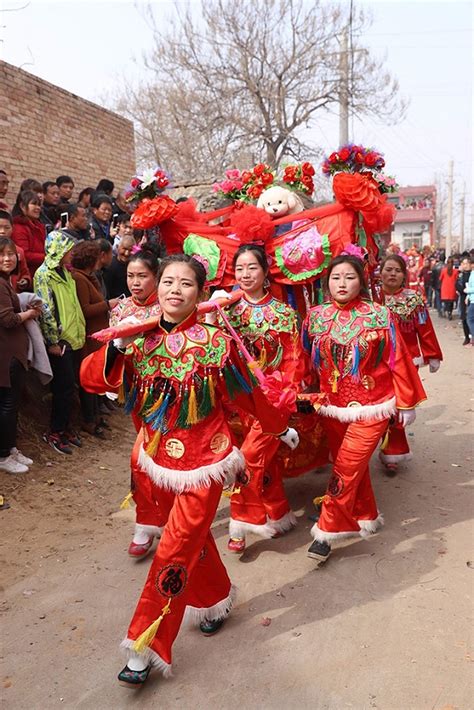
[1,0,472,234]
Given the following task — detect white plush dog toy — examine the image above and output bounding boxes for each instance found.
[256,185,304,217]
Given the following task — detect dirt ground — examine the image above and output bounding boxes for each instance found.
[1,315,473,710]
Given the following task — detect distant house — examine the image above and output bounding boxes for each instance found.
[386,185,436,251]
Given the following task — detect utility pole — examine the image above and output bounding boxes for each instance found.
[459,184,465,252]
[339,28,349,146]
[446,159,454,257]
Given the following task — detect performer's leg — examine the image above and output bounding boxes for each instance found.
[229,420,281,540]
[379,419,411,470]
[122,481,227,675]
[262,461,296,533]
[312,417,388,543]
[130,434,165,549]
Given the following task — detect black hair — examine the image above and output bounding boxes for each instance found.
[0,170,6,176]
[56,175,74,187]
[91,193,113,210]
[96,179,114,195]
[0,237,19,274]
[175,196,189,204]
[0,209,12,224]
[65,202,86,220]
[97,238,112,254]
[157,254,206,292]
[128,242,160,276]
[324,255,370,299]
[43,180,57,193]
[117,212,131,225]
[78,187,94,203]
[232,243,269,273]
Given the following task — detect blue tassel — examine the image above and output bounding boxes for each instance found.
[351,342,360,378]
[418,308,427,325]
[302,327,311,354]
[144,391,171,430]
[231,364,252,394]
[313,343,320,368]
[286,285,297,311]
[124,382,138,414]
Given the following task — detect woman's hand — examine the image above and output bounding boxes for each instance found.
[108,298,121,310]
[48,344,63,356]
[20,307,40,322]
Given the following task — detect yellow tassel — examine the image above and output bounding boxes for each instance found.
[146,429,162,457]
[313,495,327,507]
[222,486,241,498]
[118,382,125,405]
[144,390,164,416]
[380,428,390,451]
[119,491,133,510]
[331,369,339,393]
[132,598,172,654]
[256,348,267,370]
[208,375,216,407]
[187,383,198,425]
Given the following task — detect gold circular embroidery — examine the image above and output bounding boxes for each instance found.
[347,401,362,408]
[210,433,230,454]
[165,438,185,459]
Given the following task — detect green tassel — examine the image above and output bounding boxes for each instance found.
[374,336,385,367]
[223,366,239,400]
[176,387,190,429]
[199,376,213,418]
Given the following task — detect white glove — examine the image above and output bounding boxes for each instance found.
[210,289,233,301]
[279,427,299,450]
[429,359,440,373]
[112,316,141,350]
[397,409,416,427]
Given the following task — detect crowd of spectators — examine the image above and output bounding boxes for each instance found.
[0,168,156,473]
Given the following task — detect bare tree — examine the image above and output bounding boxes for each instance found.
[113,0,406,181]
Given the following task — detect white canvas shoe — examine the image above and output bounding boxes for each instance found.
[0,455,29,474]
[10,448,33,466]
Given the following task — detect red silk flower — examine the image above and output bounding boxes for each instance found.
[333,172,382,212]
[131,196,178,229]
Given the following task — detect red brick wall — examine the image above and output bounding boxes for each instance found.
[0,60,135,201]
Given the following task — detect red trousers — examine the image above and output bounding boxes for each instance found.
[380,420,411,464]
[130,432,166,534]
[313,417,388,542]
[125,480,233,672]
[230,418,291,538]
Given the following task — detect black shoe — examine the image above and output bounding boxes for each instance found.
[199,617,225,636]
[64,430,82,448]
[118,664,151,688]
[307,539,331,562]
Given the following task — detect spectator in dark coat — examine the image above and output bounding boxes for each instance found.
[56,175,75,204]
[89,193,113,241]
[103,234,135,298]
[457,257,472,345]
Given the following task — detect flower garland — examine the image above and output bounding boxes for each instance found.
[213,164,275,202]
[322,144,385,176]
[124,167,171,205]
[282,162,315,195]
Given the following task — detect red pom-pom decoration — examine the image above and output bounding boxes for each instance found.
[230,204,274,245]
[130,195,178,229]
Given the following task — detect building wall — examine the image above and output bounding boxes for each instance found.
[0,60,135,200]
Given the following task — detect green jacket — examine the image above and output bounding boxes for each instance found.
[33,231,85,350]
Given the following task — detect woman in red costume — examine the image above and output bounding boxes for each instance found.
[215,243,310,553]
[109,244,164,558]
[302,254,426,563]
[80,254,299,686]
[377,254,442,473]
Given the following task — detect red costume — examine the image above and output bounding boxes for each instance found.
[80,310,288,674]
[302,298,426,542]
[110,292,164,542]
[378,287,442,465]
[219,292,312,540]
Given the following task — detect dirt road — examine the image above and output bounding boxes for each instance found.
[1,316,472,710]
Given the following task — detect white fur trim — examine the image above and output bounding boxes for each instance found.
[319,396,396,423]
[358,513,384,537]
[134,523,164,538]
[412,355,425,367]
[379,451,413,464]
[138,445,244,493]
[183,584,237,627]
[229,518,275,539]
[310,523,360,543]
[269,510,298,534]
[120,639,172,678]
